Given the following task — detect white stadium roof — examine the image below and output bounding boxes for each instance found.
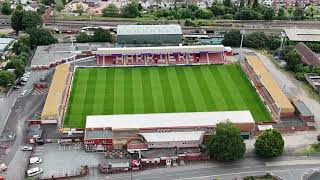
[95,45,226,55]
[85,111,255,130]
[117,25,182,35]
[139,131,206,142]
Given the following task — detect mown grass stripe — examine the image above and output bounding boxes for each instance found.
[175,67,197,112]
[158,67,176,113]
[192,66,217,111]
[219,66,247,110]
[132,68,144,113]
[167,67,186,112]
[113,68,125,114]
[208,66,237,110]
[141,68,155,113]
[201,66,228,110]
[123,68,134,114]
[149,68,166,113]
[103,68,115,114]
[92,69,106,114]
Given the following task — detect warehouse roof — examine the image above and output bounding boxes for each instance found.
[245,55,294,113]
[295,42,320,66]
[41,64,70,119]
[117,25,182,35]
[284,28,320,42]
[85,111,255,130]
[96,45,225,55]
[292,99,314,117]
[139,131,206,142]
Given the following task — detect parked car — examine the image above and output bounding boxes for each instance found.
[21,90,28,96]
[21,77,28,82]
[13,86,20,90]
[21,145,33,151]
[0,164,7,173]
[29,157,42,164]
[27,167,43,177]
[37,139,44,145]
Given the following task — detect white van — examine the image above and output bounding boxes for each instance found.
[27,167,43,177]
[29,157,42,164]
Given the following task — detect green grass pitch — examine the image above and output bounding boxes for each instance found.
[64,64,271,128]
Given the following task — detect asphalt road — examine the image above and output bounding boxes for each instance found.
[73,156,320,180]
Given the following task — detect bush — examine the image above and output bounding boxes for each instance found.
[102,3,119,17]
[255,129,284,158]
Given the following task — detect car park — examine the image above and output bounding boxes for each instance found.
[21,145,33,151]
[27,167,43,177]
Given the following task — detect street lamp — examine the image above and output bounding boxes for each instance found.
[240,29,245,60]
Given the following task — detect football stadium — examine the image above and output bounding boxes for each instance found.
[64,64,271,128]
[40,44,298,134]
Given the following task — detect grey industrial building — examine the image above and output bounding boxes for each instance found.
[116,25,182,45]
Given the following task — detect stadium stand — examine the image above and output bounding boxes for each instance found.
[95,45,226,66]
[41,64,71,124]
[244,55,295,118]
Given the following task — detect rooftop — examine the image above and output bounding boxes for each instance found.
[139,131,206,142]
[245,55,294,114]
[295,42,320,66]
[284,28,320,42]
[85,111,255,130]
[117,25,182,36]
[41,64,70,119]
[96,45,226,55]
[292,99,314,117]
[85,129,113,140]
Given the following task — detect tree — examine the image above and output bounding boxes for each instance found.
[207,122,246,161]
[255,129,284,158]
[187,4,199,12]
[222,29,241,46]
[223,0,232,7]
[252,0,259,9]
[305,5,318,18]
[244,31,269,49]
[239,0,245,9]
[55,0,64,12]
[37,3,47,14]
[93,28,113,42]
[210,5,225,16]
[194,9,214,19]
[22,11,43,29]
[277,7,289,20]
[283,46,302,72]
[267,34,281,50]
[177,8,193,19]
[102,3,119,17]
[11,10,24,34]
[26,28,57,48]
[1,0,12,15]
[234,7,262,20]
[43,0,54,6]
[263,7,275,20]
[76,32,92,43]
[0,71,15,86]
[74,4,85,16]
[293,7,305,20]
[5,58,25,77]
[121,1,141,18]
